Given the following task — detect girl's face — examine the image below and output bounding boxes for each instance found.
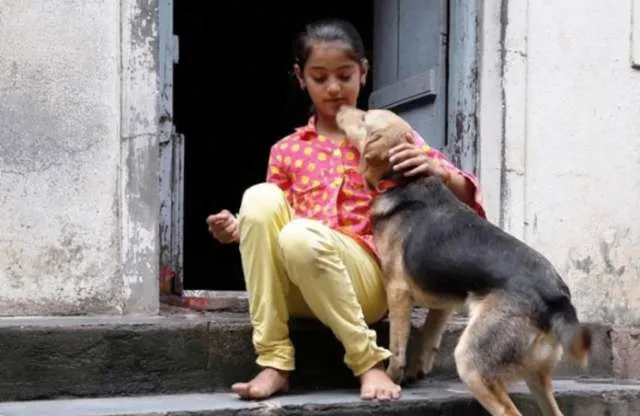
[295,41,368,121]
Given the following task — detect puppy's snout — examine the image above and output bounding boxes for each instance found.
[337,106,365,126]
[337,105,353,120]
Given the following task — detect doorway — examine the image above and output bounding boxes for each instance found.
[173,2,374,291]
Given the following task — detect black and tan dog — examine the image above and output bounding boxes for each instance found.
[336,105,591,416]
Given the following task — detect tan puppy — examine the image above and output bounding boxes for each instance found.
[336,105,591,416]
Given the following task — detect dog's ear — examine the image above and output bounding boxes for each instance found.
[361,139,390,188]
[362,134,388,166]
[364,151,386,167]
[337,107,368,151]
[386,125,414,149]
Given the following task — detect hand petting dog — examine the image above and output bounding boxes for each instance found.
[389,135,476,208]
[389,135,451,179]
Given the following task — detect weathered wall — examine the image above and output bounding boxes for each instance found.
[525,0,640,326]
[481,0,640,325]
[0,0,160,315]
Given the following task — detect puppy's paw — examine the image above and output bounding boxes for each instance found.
[386,359,405,384]
[404,349,438,382]
[419,351,436,376]
[404,361,425,382]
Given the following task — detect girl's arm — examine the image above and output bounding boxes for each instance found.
[426,145,485,218]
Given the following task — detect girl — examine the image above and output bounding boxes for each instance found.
[207,18,486,401]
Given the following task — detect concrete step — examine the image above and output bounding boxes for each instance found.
[0,305,614,402]
[0,379,639,415]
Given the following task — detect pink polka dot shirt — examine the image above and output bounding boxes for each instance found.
[266,116,486,262]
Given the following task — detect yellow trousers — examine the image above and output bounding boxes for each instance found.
[237,183,391,376]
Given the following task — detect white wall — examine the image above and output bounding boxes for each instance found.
[481,0,640,326]
[526,0,640,326]
[0,0,161,315]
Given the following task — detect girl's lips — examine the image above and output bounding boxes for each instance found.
[326,98,347,105]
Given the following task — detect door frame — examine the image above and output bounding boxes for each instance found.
[118,0,166,314]
[475,0,522,228]
[158,0,185,299]
[156,0,486,311]
[446,0,481,175]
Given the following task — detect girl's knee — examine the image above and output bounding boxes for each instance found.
[278,219,328,269]
[239,183,286,224]
[278,219,319,251]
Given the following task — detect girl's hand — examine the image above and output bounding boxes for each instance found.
[388,133,451,182]
[206,209,240,244]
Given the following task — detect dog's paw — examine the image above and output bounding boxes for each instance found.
[404,351,437,382]
[386,359,405,384]
[420,353,436,376]
[404,362,426,382]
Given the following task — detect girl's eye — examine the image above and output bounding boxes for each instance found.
[310,74,353,84]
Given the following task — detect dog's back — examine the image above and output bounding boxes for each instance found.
[374,175,590,365]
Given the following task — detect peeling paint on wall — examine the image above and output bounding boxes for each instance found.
[119,0,161,314]
[447,0,480,175]
[565,228,639,326]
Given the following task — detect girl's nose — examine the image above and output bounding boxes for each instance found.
[327,81,340,96]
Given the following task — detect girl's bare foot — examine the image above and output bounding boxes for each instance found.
[359,366,402,400]
[231,367,290,400]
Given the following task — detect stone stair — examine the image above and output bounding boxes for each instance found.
[0,379,639,415]
[0,304,638,415]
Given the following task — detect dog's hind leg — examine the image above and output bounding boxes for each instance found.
[385,278,413,384]
[455,343,523,415]
[405,308,453,381]
[455,341,523,415]
[524,370,564,416]
[454,297,524,416]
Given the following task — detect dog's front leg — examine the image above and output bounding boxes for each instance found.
[405,308,454,380]
[386,279,413,384]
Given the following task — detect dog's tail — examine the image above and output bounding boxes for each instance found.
[550,299,592,368]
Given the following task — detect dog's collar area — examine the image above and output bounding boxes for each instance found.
[372,169,409,193]
[374,179,399,193]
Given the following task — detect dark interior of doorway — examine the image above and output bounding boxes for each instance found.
[174,2,374,290]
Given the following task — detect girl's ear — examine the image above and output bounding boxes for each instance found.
[360,58,370,86]
[293,64,305,90]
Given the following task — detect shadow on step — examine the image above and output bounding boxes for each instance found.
[287,310,464,390]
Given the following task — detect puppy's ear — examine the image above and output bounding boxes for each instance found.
[363,137,388,166]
